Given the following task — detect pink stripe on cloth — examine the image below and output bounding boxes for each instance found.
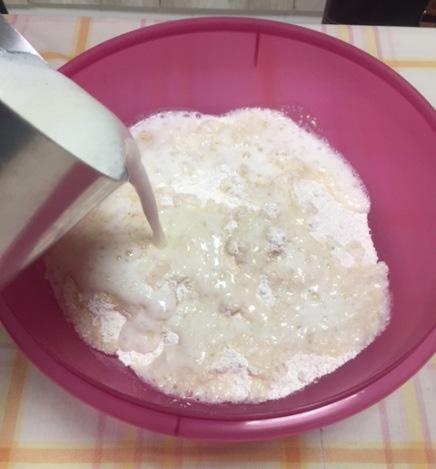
[347,25,355,45]
[374,26,383,59]
[133,428,145,469]
[386,27,396,61]
[413,375,436,466]
[378,401,394,469]
[92,413,106,469]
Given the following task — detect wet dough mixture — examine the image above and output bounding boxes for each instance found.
[45,109,390,403]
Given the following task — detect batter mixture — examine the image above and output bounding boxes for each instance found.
[45,108,390,403]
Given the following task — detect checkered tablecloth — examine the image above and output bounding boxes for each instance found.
[1,15,435,468]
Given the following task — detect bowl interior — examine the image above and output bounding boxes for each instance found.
[2,20,436,421]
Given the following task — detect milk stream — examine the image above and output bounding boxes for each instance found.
[124,141,165,246]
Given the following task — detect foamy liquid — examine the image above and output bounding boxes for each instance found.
[45,108,391,404]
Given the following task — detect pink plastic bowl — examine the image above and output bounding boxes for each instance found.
[1,18,435,441]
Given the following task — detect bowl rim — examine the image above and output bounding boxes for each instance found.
[2,17,435,441]
[59,16,436,131]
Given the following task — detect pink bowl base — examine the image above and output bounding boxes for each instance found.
[1,18,435,440]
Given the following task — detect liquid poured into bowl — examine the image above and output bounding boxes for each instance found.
[44,108,391,404]
[124,142,166,246]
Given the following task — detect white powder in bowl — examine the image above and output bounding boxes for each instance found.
[44,108,390,403]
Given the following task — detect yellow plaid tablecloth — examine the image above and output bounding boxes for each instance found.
[1,15,435,469]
